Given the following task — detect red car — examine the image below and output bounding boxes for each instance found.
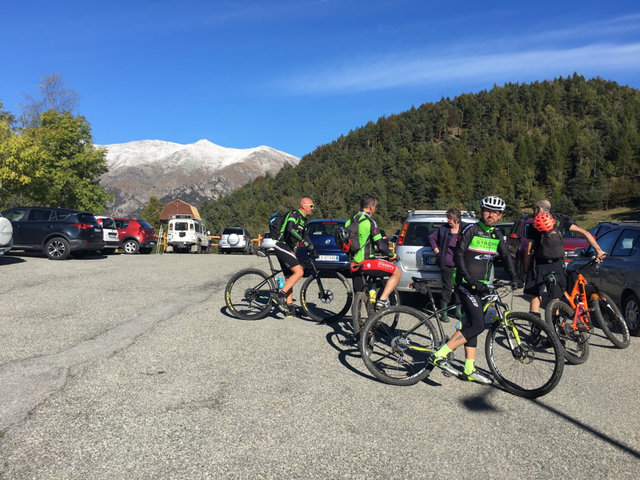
[506,215,588,278]
[113,217,157,254]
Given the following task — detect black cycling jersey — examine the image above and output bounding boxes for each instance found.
[454,221,517,285]
[278,210,313,251]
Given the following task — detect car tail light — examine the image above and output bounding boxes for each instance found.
[71,223,93,230]
[396,223,409,246]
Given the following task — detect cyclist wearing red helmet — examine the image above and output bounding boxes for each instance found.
[524,200,605,318]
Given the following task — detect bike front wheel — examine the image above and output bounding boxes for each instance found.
[360,306,441,386]
[224,268,275,320]
[590,292,630,349]
[301,270,352,323]
[545,300,590,364]
[486,312,564,399]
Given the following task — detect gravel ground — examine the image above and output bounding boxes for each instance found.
[1,251,639,479]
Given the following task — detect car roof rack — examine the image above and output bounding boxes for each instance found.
[406,210,476,218]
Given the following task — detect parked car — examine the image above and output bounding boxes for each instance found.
[0,212,13,255]
[393,210,478,293]
[590,221,630,239]
[569,222,640,335]
[166,215,211,253]
[1,206,104,260]
[219,227,253,254]
[296,219,350,271]
[113,217,157,254]
[95,216,120,254]
[506,215,589,279]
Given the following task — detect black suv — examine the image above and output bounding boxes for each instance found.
[1,207,104,260]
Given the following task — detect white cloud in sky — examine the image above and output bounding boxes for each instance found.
[284,43,640,95]
[280,13,640,96]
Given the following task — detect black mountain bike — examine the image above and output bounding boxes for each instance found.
[360,279,564,398]
[351,260,401,343]
[224,246,353,322]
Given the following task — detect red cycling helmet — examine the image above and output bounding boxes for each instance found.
[533,213,555,232]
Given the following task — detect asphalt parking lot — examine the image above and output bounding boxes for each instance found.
[1,252,639,479]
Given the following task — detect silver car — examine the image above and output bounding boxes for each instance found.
[569,222,640,336]
[219,227,254,254]
[393,210,478,293]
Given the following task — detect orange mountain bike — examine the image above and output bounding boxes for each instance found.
[545,257,630,365]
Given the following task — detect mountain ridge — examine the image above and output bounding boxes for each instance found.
[98,139,300,217]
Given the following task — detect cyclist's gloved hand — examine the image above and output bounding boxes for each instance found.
[309,249,319,259]
[469,281,487,295]
[511,279,524,290]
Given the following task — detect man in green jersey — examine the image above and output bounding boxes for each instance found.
[348,194,401,310]
[430,196,521,384]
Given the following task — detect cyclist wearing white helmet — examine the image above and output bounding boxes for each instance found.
[429,195,522,384]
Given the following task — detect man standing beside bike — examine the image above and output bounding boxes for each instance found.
[348,193,401,311]
[274,197,318,317]
[523,199,606,318]
[430,196,522,384]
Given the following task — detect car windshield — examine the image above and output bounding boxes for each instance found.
[102,218,117,229]
[77,213,98,223]
[174,222,189,231]
[138,220,154,230]
[308,221,345,236]
[403,222,446,246]
[223,228,244,235]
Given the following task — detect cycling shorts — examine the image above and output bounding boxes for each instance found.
[524,258,566,299]
[274,242,300,277]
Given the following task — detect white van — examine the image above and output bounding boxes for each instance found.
[95,216,120,254]
[166,215,211,253]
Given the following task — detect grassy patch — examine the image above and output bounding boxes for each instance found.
[575,206,640,229]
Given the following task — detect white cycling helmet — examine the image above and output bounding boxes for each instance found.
[480,195,506,212]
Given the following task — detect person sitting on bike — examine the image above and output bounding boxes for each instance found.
[523,199,606,319]
[348,193,401,311]
[274,197,318,317]
[430,195,521,384]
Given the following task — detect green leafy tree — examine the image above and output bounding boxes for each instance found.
[140,196,164,230]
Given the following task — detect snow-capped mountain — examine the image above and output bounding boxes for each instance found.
[98,139,300,217]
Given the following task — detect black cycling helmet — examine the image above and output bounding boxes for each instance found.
[334,227,352,254]
[480,195,506,212]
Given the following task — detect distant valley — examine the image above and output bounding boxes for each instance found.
[98,139,300,217]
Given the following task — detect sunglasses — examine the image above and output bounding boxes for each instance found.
[302,203,315,208]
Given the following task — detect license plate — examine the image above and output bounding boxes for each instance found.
[424,256,437,265]
[108,233,117,238]
[319,255,339,261]
[94,227,101,232]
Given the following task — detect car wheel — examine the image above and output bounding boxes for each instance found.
[45,237,71,260]
[228,234,240,246]
[623,293,640,336]
[123,239,140,254]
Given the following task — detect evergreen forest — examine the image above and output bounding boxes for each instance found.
[200,74,640,237]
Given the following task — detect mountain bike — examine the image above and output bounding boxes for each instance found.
[351,258,401,343]
[224,246,352,322]
[360,279,564,398]
[544,257,630,365]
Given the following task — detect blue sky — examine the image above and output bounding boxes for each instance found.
[1,0,639,158]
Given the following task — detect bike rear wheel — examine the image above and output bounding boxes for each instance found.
[485,312,564,398]
[224,268,275,320]
[590,292,630,349]
[352,292,371,342]
[360,306,441,386]
[301,270,352,323]
[545,300,590,365]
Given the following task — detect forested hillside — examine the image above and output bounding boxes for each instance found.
[201,74,640,237]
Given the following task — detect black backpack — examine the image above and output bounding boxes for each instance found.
[268,211,290,241]
[335,214,368,255]
[536,216,565,260]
